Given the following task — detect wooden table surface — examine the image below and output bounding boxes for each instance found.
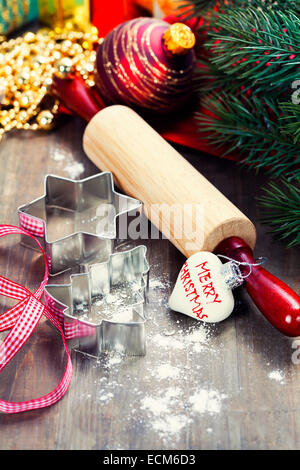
[0,116,299,450]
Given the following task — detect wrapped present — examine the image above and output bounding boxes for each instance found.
[0,0,38,34]
[90,0,148,37]
[90,0,190,37]
[38,0,90,31]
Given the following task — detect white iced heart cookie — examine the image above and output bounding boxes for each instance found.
[169,252,235,323]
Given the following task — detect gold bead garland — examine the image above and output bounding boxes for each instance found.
[0,26,101,140]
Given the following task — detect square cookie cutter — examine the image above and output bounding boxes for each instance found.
[18,172,142,275]
[44,246,149,356]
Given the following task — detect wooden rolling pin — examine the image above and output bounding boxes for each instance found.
[82,105,300,337]
[83,105,256,256]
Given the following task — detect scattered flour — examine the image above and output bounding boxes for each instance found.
[99,392,114,404]
[50,148,85,179]
[141,396,169,416]
[64,162,85,179]
[52,151,65,161]
[268,370,285,384]
[152,415,186,436]
[150,323,210,355]
[105,352,125,368]
[186,327,209,345]
[149,279,165,289]
[80,272,228,446]
[141,388,188,437]
[151,333,185,350]
[155,364,180,379]
[189,390,227,414]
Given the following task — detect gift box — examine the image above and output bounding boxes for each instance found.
[38,0,90,31]
[0,0,38,34]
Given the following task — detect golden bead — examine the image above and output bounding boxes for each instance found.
[52,51,61,60]
[4,65,12,75]
[70,43,83,55]
[36,110,54,130]
[54,57,73,78]
[20,91,35,108]
[91,26,98,35]
[1,117,9,126]
[24,32,36,44]
[51,102,59,113]
[44,77,53,88]
[61,40,73,51]
[32,55,47,66]
[17,71,30,85]
[82,41,91,50]
[65,21,74,32]
[19,110,28,122]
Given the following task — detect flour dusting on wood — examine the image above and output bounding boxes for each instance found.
[75,270,232,448]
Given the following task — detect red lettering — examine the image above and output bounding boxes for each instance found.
[202,282,217,299]
[179,260,222,320]
[197,313,208,320]
[195,261,209,272]
[180,270,190,283]
[206,293,222,304]
[198,272,211,283]
[185,281,195,293]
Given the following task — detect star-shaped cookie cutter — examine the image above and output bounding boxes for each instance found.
[18,172,142,275]
[44,246,149,356]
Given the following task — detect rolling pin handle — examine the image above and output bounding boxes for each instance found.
[52,75,103,121]
[215,237,300,337]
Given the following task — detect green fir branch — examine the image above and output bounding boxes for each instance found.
[195,93,300,179]
[280,102,300,144]
[194,59,281,96]
[205,8,300,95]
[185,0,300,246]
[178,0,300,22]
[259,178,300,246]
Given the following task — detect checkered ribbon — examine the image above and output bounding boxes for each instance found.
[19,211,45,238]
[0,225,72,414]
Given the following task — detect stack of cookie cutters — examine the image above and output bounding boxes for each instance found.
[18,172,150,356]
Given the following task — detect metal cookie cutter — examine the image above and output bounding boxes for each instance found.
[18,172,142,275]
[44,246,149,356]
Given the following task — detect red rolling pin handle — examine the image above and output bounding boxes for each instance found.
[215,237,300,337]
[52,75,104,121]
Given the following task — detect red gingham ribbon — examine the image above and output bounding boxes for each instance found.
[19,211,45,238]
[0,225,72,414]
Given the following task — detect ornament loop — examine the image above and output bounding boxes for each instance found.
[218,254,267,289]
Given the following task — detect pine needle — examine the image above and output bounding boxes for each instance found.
[259,178,300,246]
